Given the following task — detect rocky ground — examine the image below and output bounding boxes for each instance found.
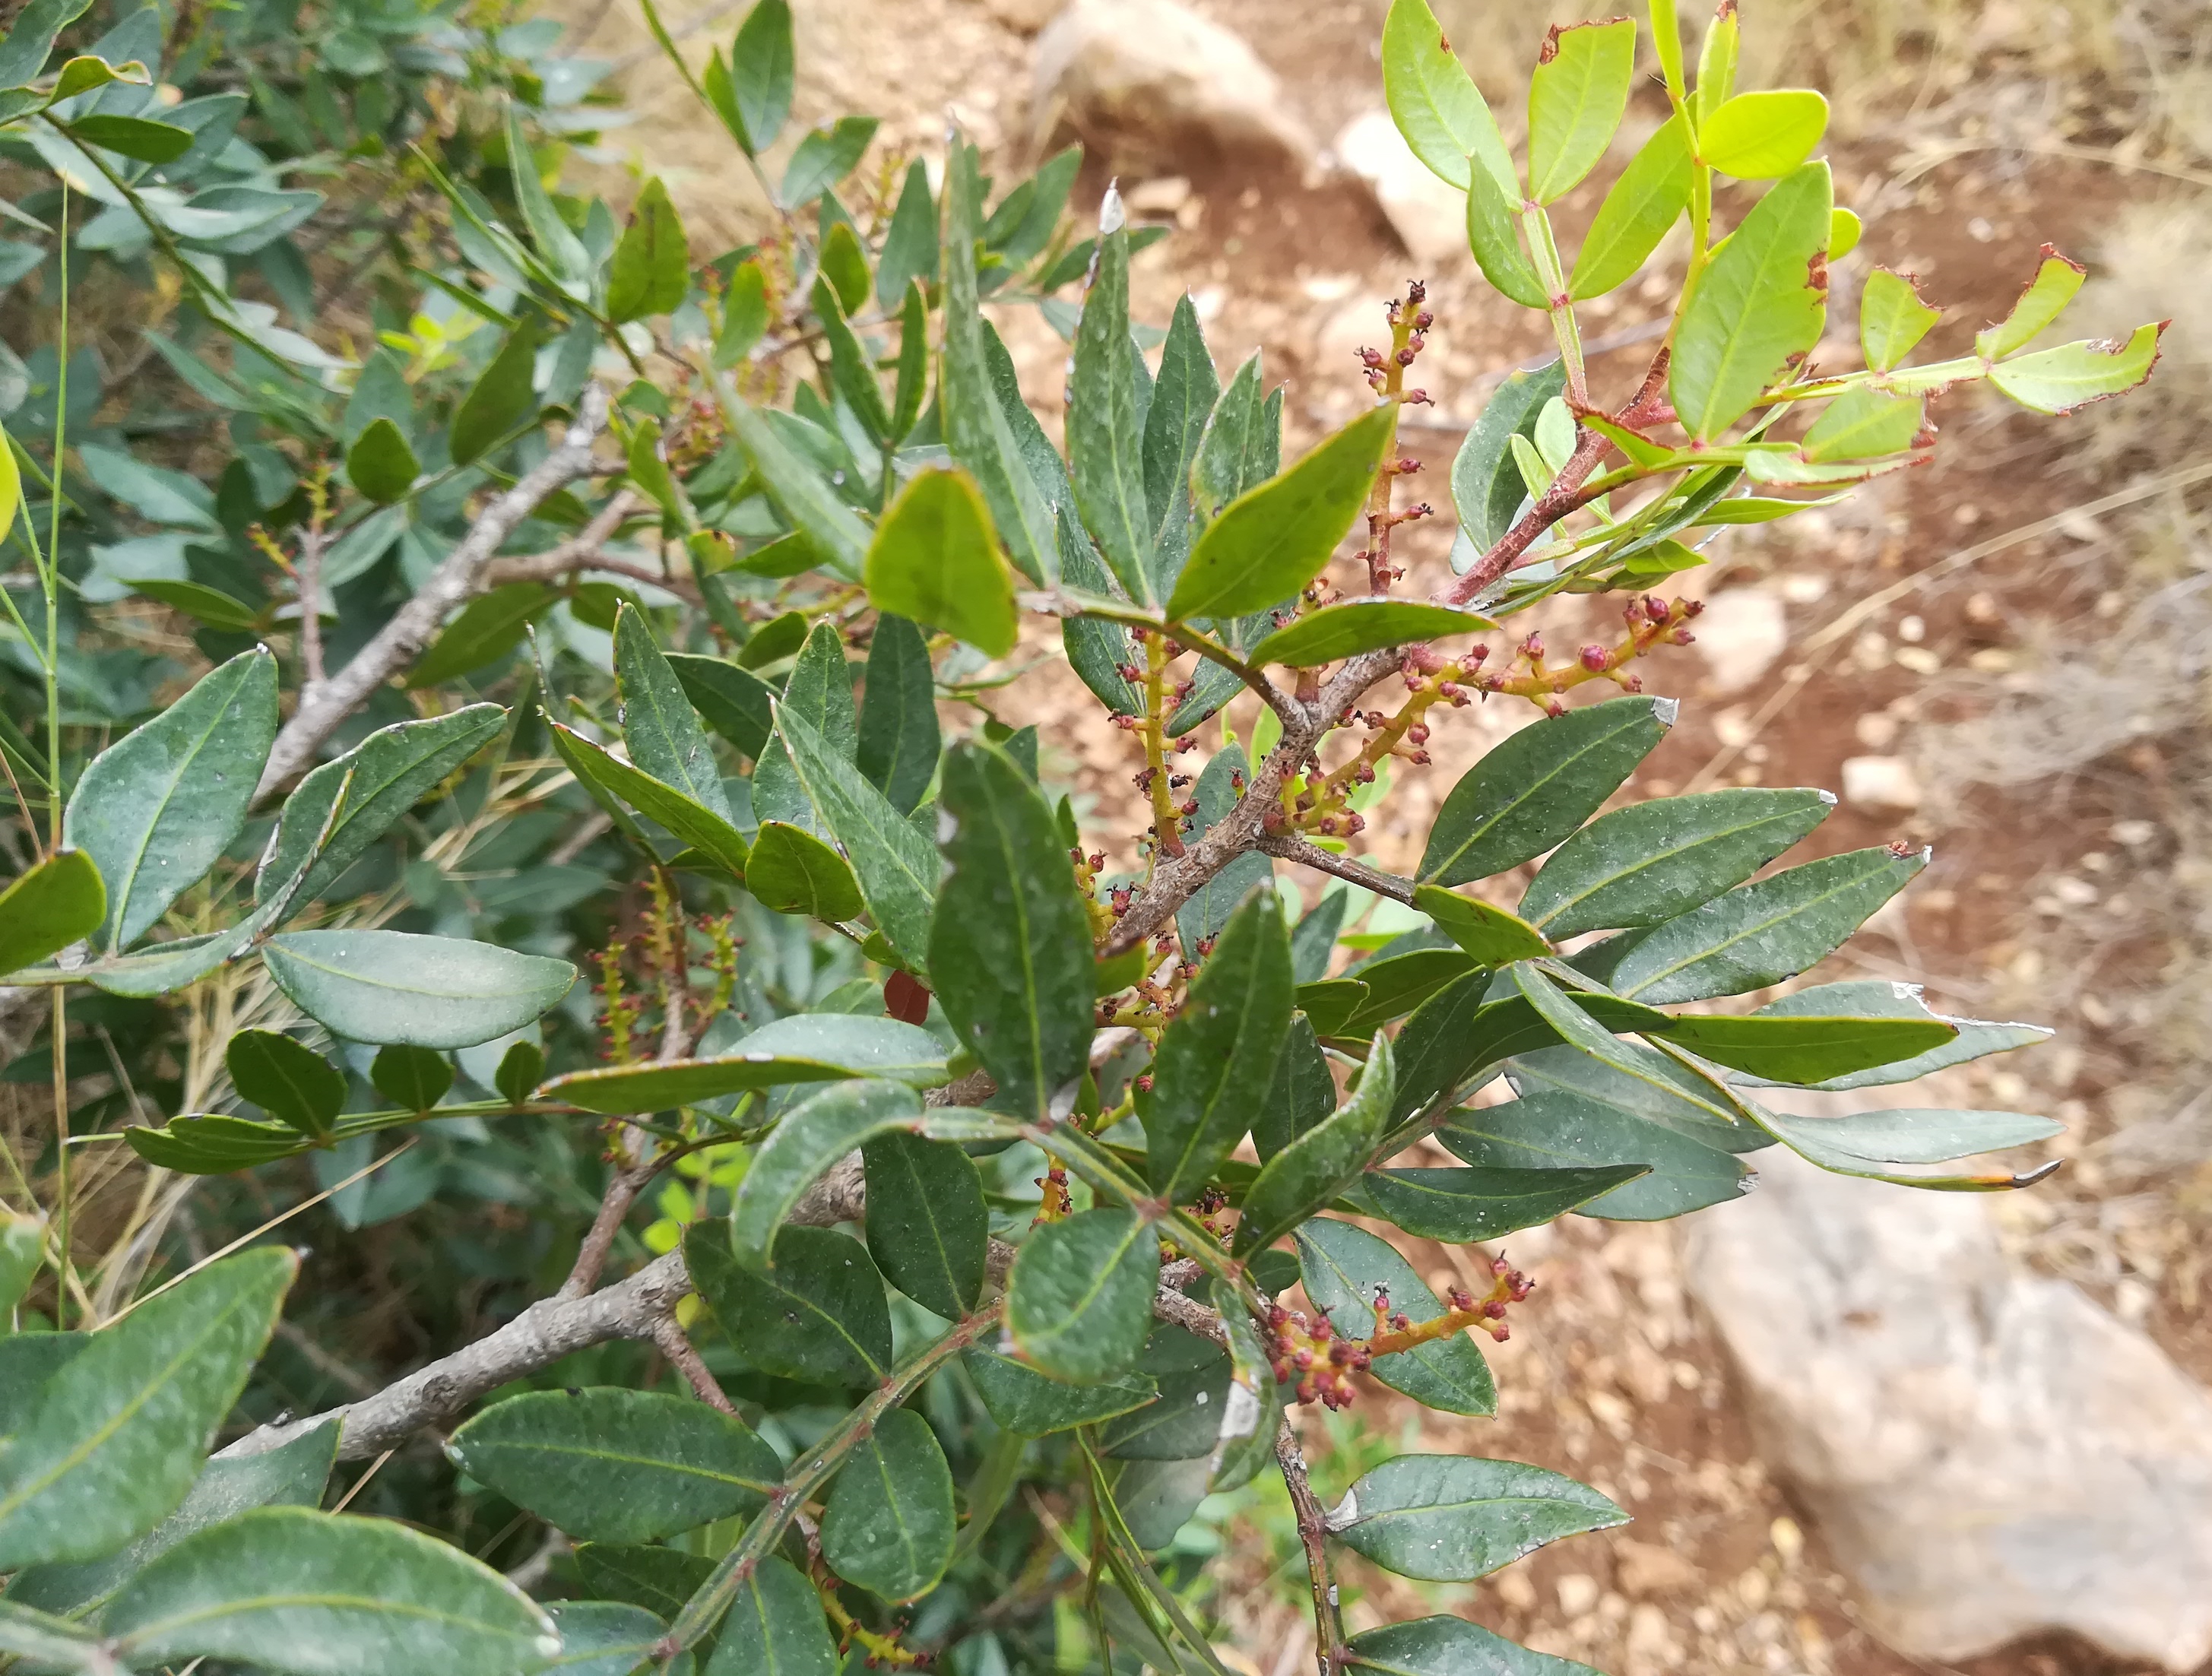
[564,0,2212,1669]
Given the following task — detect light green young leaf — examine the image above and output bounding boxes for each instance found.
[1989,322,2165,416]
[1412,886,1552,965]
[820,1406,957,1602]
[778,116,876,211]
[1976,246,2086,360]
[865,468,1018,656]
[1859,267,1942,372]
[0,848,103,978]
[1234,1033,1393,1253]
[1526,17,1637,203]
[1333,1454,1626,1581]
[1570,113,1694,300]
[1167,404,1396,623]
[1691,0,1738,124]
[1669,161,1832,440]
[1696,89,1829,179]
[1465,157,1549,310]
[730,1078,923,1268]
[64,646,277,951]
[1006,1207,1161,1383]
[261,929,576,1050]
[1070,220,1153,601]
[1801,388,1924,461]
[1380,0,1515,195]
[1247,600,1494,668]
[615,603,734,824]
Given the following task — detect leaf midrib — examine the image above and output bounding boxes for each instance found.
[1528,799,1814,930]
[106,656,255,947]
[1619,852,1898,996]
[1423,708,1649,885]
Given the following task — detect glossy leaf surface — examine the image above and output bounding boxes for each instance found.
[1247,600,1494,667]
[0,848,105,978]
[1670,162,1832,440]
[745,820,864,922]
[864,1131,988,1319]
[730,1078,922,1268]
[865,468,1017,656]
[1006,1207,1159,1383]
[1361,1164,1646,1240]
[1333,1453,1625,1580]
[1440,1091,1749,1220]
[820,1405,957,1601]
[1526,18,1637,203]
[703,1554,835,1676]
[1234,1034,1393,1253]
[1412,887,1552,964]
[1381,0,1515,193]
[1295,1219,1494,1415]
[542,1015,949,1112]
[686,1223,891,1386]
[262,930,575,1050]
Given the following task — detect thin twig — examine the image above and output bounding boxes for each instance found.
[1257,834,1417,905]
[651,1313,738,1413]
[559,1159,659,1300]
[327,1447,396,1514]
[1276,1414,1348,1675]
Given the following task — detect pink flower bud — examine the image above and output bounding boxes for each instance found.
[1580,644,1608,672]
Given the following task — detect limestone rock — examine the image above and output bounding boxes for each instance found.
[1330,109,1466,265]
[1840,753,1923,809]
[1684,1145,2212,1669]
[1688,587,1787,694]
[980,0,1063,33]
[1030,0,1316,179]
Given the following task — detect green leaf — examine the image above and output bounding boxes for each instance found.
[1007,1207,1160,1383]
[1386,976,1667,1126]
[1418,695,1672,888]
[446,1388,781,1544]
[1254,1012,1336,1159]
[1146,889,1295,1200]
[1069,223,1153,601]
[1295,1220,1494,1415]
[1361,1164,1647,1241]
[715,381,870,578]
[0,1332,84,1417]
[705,1554,835,1676]
[1174,745,1271,952]
[0,848,103,978]
[64,646,277,951]
[1758,1107,2061,1181]
[1335,1454,1625,1582]
[1451,360,1568,552]
[409,585,556,686]
[1746,979,2049,1091]
[1188,352,1270,526]
[1381,0,1515,194]
[1519,785,1832,939]
[779,116,876,210]
[626,417,680,512]
[547,721,752,879]
[1859,267,1942,372]
[66,111,192,163]
[120,577,264,632]
[777,703,939,971]
[495,1041,545,1107]
[1829,207,1863,258]
[1098,1326,1231,1462]
[1691,0,1738,123]
[1669,161,1832,440]
[344,417,418,504]
[1247,600,1494,667]
[686,1222,891,1386]
[726,0,794,152]
[865,468,1018,657]
[667,654,778,762]
[450,318,543,466]
[615,603,734,825]
[544,1602,683,1676]
[1976,247,2085,359]
[1465,154,1549,309]
[731,1079,922,1267]
[105,1506,560,1675]
[540,1014,951,1113]
[574,1544,711,1621]
[820,1405,956,1602]
[0,1249,293,1570]
[261,929,576,1050]
[878,162,936,309]
[371,1044,452,1111]
[1234,1032,1393,1253]
[0,1599,107,1671]
[1655,1012,1953,1083]
[1506,1034,1754,1152]
[226,1030,344,1137]
[0,0,93,88]
[1606,843,1925,1003]
[1526,17,1637,203]
[1168,404,1396,623]
[261,705,508,908]
[125,1114,310,1174]
[607,179,689,322]
[746,820,864,920]
[964,1350,1159,1434]
[1696,89,1830,179]
[1142,294,1221,549]
[1570,113,1694,299]
[889,278,930,440]
[1,1213,39,1318]
[928,742,1093,1120]
[864,1130,988,1318]
[855,614,938,815]
[1989,322,2165,416]
[811,274,889,442]
[1333,948,1475,1038]
[1412,887,1552,964]
[1802,388,1924,461]
[713,257,770,367]
[1336,1618,1601,1676]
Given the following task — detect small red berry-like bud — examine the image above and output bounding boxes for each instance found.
[1396,346,1417,367]
[1407,723,1430,746]
[1684,596,1706,616]
[1580,644,1608,672]
[1294,1348,1316,1370]
[1406,388,1431,404]
[1545,695,1567,718]
[1345,812,1366,834]
[1360,347,1385,369]
[1519,632,1545,661]
[1396,457,1421,474]
[1408,280,1427,303]
[1134,1073,1155,1093]
[1670,628,1696,645]
[1317,814,1340,835]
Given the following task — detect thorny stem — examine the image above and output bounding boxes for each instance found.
[1276,1415,1348,1676]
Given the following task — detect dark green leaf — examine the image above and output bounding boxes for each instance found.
[1296,1220,1494,1415]
[877,161,936,309]
[820,1405,956,1602]
[261,929,575,1050]
[344,417,418,504]
[1757,1105,2061,1187]
[1746,979,2050,1091]
[0,848,104,978]
[1386,977,1666,1126]
[67,112,193,163]
[1142,294,1220,545]
[0,1249,293,1570]
[545,1602,683,1676]
[1253,1012,1335,1160]
[607,179,689,322]
[548,720,752,879]
[1098,1326,1231,1462]
[703,1554,835,1676]
[1333,947,1475,1037]
[370,1044,452,1110]
[1167,405,1395,623]
[811,274,889,442]
[726,0,794,152]
[1006,1207,1160,1384]
[1290,891,1348,985]
[1247,600,1494,667]
[865,468,1017,656]
[746,820,864,921]
[64,647,276,951]
[963,1351,1159,1435]
[667,654,778,762]
[889,278,930,439]
[1520,786,1832,939]
[777,703,938,970]
[1440,1091,1749,1220]
[123,578,263,632]
[0,1598,110,1671]
[731,1079,922,1267]
[125,1114,309,1174]
[1234,1033,1393,1253]
[1606,843,1925,1003]
[1418,696,1672,888]
[864,1130,988,1318]
[713,257,770,367]
[450,318,543,466]
[1069,224,1152,600]
[737,610,810,670]
[716,382,870,578]
[574,1543,712,1621]
[1653,1012,1952,1082]
[1334,1454,1624,1581]
[855,614,938,814]
[1361,1164,1646,1240]
[225,1030,344,1137]
[1146,888,1294,1200]
[1412,886,1552,964]
[495,1041,546,1107]
[408,585,556,686]
[105,1506,560,1675]
[687,1222,891,1385]
[1188,353,1270,525]
[1452,361,1567,552]
[779,116,876,210]
[0,0,93,88]
[0,1333,84,1418]
[615,603,734,824]
[446,1388,780,1544]
[541,1014,950,1113]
